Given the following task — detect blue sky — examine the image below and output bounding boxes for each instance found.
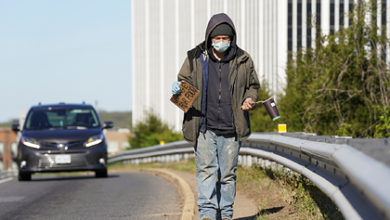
[0,0,131,122]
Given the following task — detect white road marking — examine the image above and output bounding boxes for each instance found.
[0,196,24,203]
[0,177,13,185]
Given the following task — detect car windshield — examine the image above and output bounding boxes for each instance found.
[24,108,101,130]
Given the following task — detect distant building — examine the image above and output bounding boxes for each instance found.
[131,0,390,130]
[0,128,18,171]
[104,129,130,154]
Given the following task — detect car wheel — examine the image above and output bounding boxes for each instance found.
[95,169,108,178]
[18,172,31,181]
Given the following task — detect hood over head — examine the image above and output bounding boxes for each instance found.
[205,13,237,52]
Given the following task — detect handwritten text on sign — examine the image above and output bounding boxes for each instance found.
[170,81,199,112]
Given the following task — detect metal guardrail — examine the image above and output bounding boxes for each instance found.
[108,133,390,220]
[0,170,16,181]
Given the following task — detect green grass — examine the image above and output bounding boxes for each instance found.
[236,166,343,219]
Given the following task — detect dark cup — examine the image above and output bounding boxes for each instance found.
[262,97,280,121]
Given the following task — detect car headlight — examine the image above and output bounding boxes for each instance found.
[85,133,104,147]
[21,136,40,149]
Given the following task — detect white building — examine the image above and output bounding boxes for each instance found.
[131,0,390,130]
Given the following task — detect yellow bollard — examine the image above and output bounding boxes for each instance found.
[278,124,287,133]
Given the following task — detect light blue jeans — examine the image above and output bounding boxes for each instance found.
[195,130,240,220]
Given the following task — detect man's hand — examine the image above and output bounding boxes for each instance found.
[172,81,181,94]
[241,98,255,111]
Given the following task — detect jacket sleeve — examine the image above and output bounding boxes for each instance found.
[177,57,192,84]
[243,56,260,102]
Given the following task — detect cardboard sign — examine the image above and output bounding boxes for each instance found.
[170,81,199,112]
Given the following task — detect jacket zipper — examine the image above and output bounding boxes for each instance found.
[217,62,222,126]
[232,63,238,130]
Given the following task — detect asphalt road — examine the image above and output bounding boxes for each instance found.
[0,172,181,220]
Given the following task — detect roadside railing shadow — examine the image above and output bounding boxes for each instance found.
[234,206,284,220]
[234,214,258,220]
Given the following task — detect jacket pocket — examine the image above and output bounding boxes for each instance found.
[182,108,199,144]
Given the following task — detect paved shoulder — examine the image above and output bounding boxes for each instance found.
[145,168,195,220]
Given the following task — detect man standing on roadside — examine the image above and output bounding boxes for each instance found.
[172,13,260,220]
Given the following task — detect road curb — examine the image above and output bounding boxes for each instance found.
[146,168,195,220]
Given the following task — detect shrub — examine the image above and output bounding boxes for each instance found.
[128,111,183,148]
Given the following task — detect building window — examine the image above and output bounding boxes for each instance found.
[122,141,130,149]
[382,0,387,26]
[5,143,9,154]
[381,0,387,61]
[288,0,293,52]
[340,0,345,28]
[316,0,321,38]
[330,0,335,35]
[348,0,353,26]
[307,0,312,48]
[11,143,17,157]
[298,0,302,48]
[108,141,119,153]
[371,0,378,27]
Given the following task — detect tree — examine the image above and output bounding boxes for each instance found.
[128,111,183,148]
[281,1,390,137]
[374,106,390,138]
[278,50,314,132]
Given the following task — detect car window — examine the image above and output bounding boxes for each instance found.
[25,108,100,130]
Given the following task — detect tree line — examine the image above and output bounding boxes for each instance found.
[254,1,389,138]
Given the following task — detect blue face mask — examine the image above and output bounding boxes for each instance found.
[212,41,231,52]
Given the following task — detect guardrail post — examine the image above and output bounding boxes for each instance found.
[277,164,283,172]
[271,161,277,171]
[264,159,271,169]
[253,157,259,166]
[257,158,263,168]
[284,167,291,175]
[247,155,252,167]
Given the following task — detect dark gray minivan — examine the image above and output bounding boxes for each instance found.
[12,103,114,181]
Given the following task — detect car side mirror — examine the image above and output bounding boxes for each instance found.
[12,121,20,132]
[103,121,114,129]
